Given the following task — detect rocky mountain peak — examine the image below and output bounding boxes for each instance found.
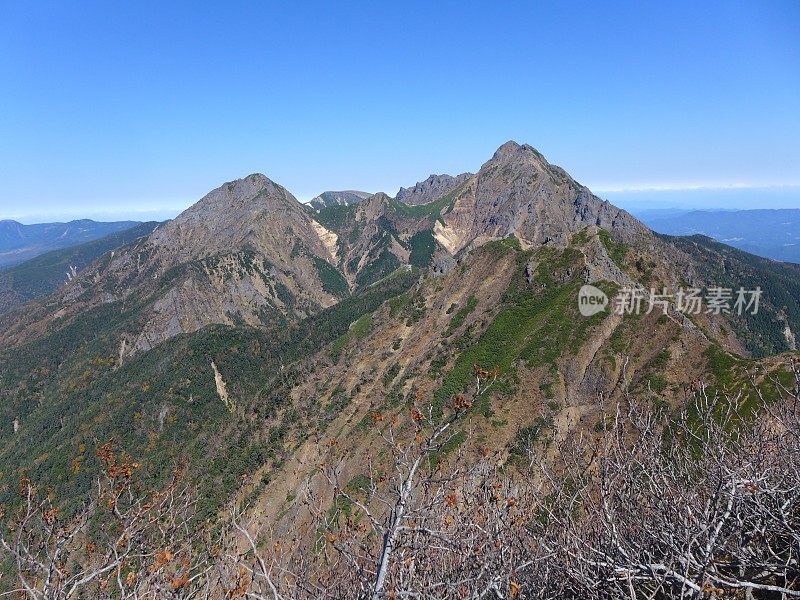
[147,173,306,260]
[208,173,283,209]
[484,141,564,179]
[365,191,393,202]
[1,142,650,360]
[431,142,648,254]
[491,139,525,158]
[354,192,394,220]
[30,170,353,360]
[396,172,472,206]
[163,173,288,226]
[2,132,800,600]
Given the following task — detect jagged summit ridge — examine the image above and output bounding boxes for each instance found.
[396,173,473,206]
[430,141,649,254]
[490,139,545,156]
[3,137,800,600]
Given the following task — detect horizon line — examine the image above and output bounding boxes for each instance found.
[593,182,800,194]
[4,183,800,224]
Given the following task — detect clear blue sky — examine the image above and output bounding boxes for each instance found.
[1,0,799,222]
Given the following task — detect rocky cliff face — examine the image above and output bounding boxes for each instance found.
[396,173,472,206]
[432,141,649,254]
[147,174,332,264]
[109,175,355,358]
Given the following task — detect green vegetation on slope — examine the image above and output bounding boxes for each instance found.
[408,230,437,268]
[331,313,372,359]
[597,229,629,266]
[355,246,402,287]
[662,233,800,356]
[445,295,477,335]
[0,263,417,520]
[312,204,356,231]
[388,180,469,224]
[433,245,617,414]
[702,344,796,419]
[312,256,350,298]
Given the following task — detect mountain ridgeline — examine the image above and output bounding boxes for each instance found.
[0,222,160,315]
[0,140,798,542]
[0,218,141,268]
[640,208,800,263]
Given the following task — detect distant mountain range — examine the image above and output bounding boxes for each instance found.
[636,208,800,263]
[0,219,141,268]
[307,190,372,210]
[0,222,160,314]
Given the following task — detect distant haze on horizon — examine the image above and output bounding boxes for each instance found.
[1,1,798,222]
[602,185,800,213]
[6,184,800,226]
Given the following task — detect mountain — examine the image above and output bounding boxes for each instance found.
[657,232,800,354]
[307,190,371,210]
[428,142,649,252]
[0,141,798,570]
[5,174,354,358]
[638,208,800,263]
[311,142,650,284]
[0,219,140,268]
[0,222,160,316]
[396,172,472,206]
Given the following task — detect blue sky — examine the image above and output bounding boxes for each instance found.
[1,0,799,222]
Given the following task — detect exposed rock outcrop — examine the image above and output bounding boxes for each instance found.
[396,173,472,206]
[433,141,650,255]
